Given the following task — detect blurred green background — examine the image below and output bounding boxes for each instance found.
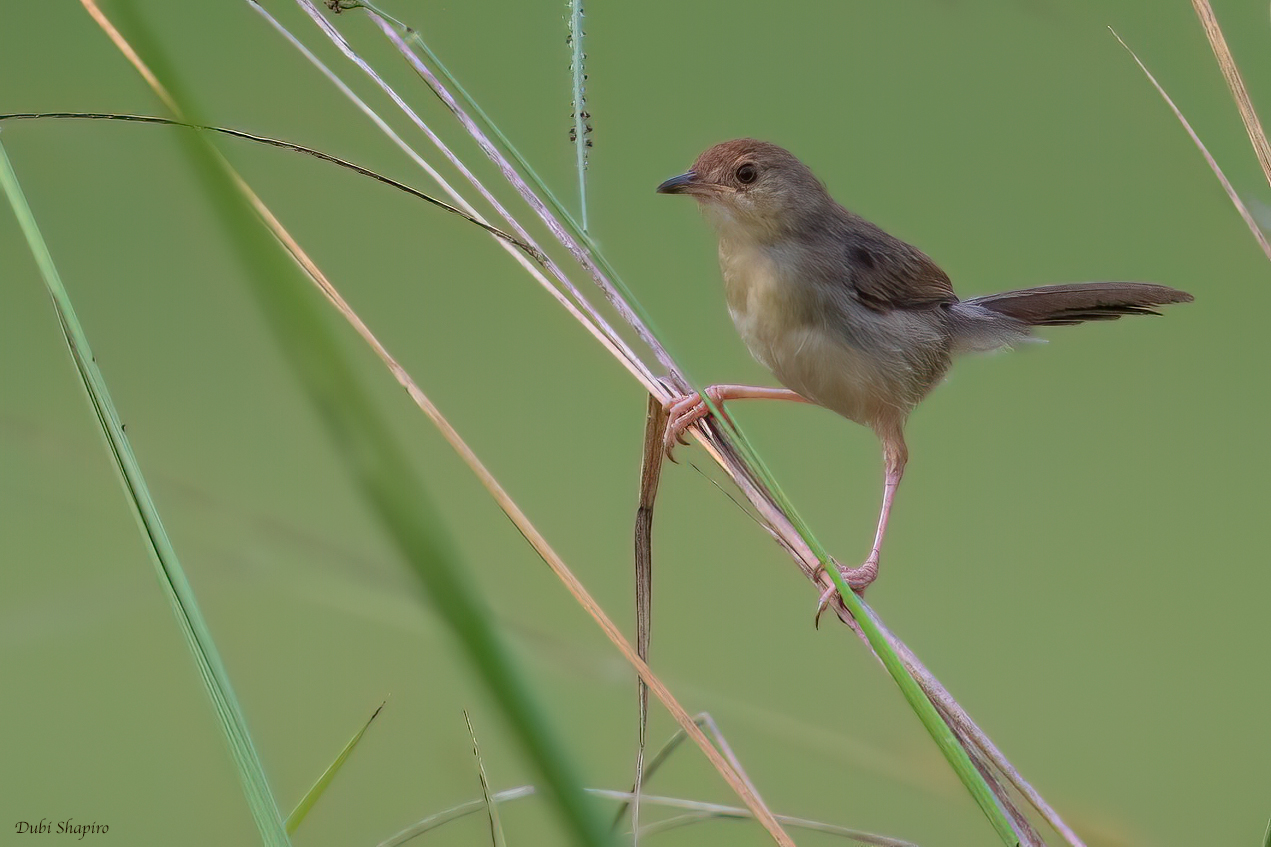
[2,1,1269,845]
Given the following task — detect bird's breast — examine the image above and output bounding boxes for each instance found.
[714,234,946,429]
[718,239,797,370]
[717,238,863,416]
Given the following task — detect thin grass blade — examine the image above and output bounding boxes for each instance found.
[634,810,917,846]
[597,789,921,847]
[383,783,917,847]
[285,700,387,833]
[0,111,534,252]
[885,630,1084,846]
[1111,28,1271,261]
[612,713,770,835]
[567,0,589,230]
[465,712,508,847]
[378,787,537,847]
[0,136,288,846]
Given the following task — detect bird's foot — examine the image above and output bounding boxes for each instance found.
[661,386,733,461]
[814,553,879,628]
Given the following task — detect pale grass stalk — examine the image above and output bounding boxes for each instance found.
[1110,29,1271,262]
[377,786,536,847]
[382,785,915,847]
[1190,0,1271,186]
[588,790,918,846]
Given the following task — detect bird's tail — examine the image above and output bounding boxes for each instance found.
[963,282,1193,326]
[949,282,1193,353]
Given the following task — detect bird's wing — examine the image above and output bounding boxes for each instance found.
[831,211,958,311]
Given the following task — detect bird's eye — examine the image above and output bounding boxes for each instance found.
[735,163,758,184]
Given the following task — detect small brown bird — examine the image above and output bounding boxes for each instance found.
[657,139,1191,593]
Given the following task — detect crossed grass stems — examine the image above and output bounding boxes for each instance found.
[10,0,1269,844]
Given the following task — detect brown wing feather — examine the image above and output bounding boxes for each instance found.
[833,209,958,312]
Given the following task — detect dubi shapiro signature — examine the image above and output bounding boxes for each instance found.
[14,819,108,839]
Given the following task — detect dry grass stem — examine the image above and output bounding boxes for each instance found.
[1111,28,1271,262]
[383,784,916,847]
[629,393,670,842]
[1190,0,1271,186]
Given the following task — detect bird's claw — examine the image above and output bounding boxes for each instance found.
[813,554,880,628]
[661,387,727,462]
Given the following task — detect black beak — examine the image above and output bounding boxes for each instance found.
[656,171,698,195]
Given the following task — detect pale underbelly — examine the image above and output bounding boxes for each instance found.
[730,313,904,428]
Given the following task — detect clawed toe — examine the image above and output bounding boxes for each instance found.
[661,392,716,461]
[813,555,880,628]
[656,384,793,460]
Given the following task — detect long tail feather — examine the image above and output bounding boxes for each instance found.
[965,282,1193,326]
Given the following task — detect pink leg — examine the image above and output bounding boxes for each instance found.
[662,384,807,459]
[866,436,907,574]
[817,432,907,616]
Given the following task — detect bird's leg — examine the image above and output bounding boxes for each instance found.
[662,385,807,460]
[817,431,908,617]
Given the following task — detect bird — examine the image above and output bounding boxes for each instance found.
[656,139,1192,595]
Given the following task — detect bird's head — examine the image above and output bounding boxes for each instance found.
[656,139,831,240]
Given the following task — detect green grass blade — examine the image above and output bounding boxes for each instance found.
[0,136,289,847]
[285,701,386,833]
[465,712,508,847]
[567,0,589,230]
[379,787,537,847]
[100,10,610,844]
[838,588,1015,844]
